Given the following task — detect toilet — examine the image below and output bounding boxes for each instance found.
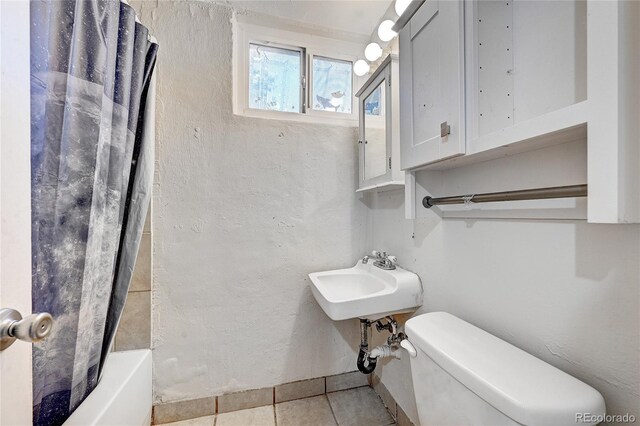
[405,312,606,426]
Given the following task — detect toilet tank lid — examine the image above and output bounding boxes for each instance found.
[405,312,606,426]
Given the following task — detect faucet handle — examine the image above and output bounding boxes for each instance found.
[387,255,397,264]
[371,250,381,258]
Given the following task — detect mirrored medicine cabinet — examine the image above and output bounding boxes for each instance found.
[356,55,404,193]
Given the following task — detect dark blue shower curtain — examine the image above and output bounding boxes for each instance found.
[30,1,158,424]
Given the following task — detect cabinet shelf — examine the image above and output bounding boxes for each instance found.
[356,181,405,193]
[419,101,587,171]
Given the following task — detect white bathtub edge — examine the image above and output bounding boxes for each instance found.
[64,349,152,426]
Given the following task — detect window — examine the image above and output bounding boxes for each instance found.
[234,19,363,125]
[311,56,353,114]
[248,47,354,115]
[249,43,303,113]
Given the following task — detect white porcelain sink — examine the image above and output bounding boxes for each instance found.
[309,261,423,321]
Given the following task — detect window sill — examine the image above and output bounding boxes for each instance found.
[235,108,359,128]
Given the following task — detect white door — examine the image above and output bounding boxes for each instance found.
[399,0,466,170]
[0,0,35,424]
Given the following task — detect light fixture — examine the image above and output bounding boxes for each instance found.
[378,20,397,42]
[353,59,370,76]
[395,0,412,16]
[364,42,383,62]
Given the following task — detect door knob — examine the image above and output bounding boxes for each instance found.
[0,308,53,351]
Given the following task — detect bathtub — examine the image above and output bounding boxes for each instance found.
[65,349,152,426]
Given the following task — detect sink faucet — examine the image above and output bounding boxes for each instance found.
[374,253,397,270]
[362,251,397,270]
[362,250,382,264]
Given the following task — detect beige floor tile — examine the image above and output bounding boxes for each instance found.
[218,387,273,413]
[156,415,215,426]
[275,395,337,426]
[327,387,395,426]
[396,405,414,426]
[153,397,215,424]
[371,375,397,419]
[275,377,325,403]
[326,372,369,393]
[216,406,275,426]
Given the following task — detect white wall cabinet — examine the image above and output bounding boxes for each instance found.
[398,0,640,223]
[399,0,465,170]
[356,55,404,192]
[587,1,640,223]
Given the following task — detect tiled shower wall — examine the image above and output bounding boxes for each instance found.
[114,208,152,350]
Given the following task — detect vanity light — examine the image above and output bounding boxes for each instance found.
[364,42,383,62]
[395,0,412,16]
[353,59,371,76]
[378,20,397,42]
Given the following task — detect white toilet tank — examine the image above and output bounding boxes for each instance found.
[406,312,606,426]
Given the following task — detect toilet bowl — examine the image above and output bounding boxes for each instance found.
[405,312,606,426]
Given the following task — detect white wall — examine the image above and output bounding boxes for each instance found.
[131,1,370,404]
[368,186,640,424]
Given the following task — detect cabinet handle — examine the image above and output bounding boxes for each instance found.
[440,121,451,137]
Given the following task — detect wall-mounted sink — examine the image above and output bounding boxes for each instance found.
[309,260,423,321]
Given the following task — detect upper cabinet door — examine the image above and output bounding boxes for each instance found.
[399,0,465,170]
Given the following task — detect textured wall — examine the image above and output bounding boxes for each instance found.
[368,188,640,424]
[130,1,369,404]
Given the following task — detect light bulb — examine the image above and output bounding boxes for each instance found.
[378,20,397,42]
[353,60,370,76]
[364,42,383,62]
[395,0,411,16]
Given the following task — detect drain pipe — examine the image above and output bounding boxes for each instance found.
[357,317,408,374]
[357,319,377,374]
[368,344,400,360]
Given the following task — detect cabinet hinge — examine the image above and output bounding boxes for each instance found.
[389,157,392,169]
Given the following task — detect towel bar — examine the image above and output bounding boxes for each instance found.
[422,184,588,208]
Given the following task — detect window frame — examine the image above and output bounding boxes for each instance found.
[233,19,364,126]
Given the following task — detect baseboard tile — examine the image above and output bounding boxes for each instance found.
[371,373,416,426]
[152,370,371,424]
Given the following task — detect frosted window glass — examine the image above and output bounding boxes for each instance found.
[249,43,302,113]
[312,56,353,114]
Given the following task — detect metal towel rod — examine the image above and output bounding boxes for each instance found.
[422,184,588,208]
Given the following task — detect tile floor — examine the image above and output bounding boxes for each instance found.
[159,387,395,426]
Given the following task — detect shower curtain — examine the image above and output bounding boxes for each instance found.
[30,1,158,424]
